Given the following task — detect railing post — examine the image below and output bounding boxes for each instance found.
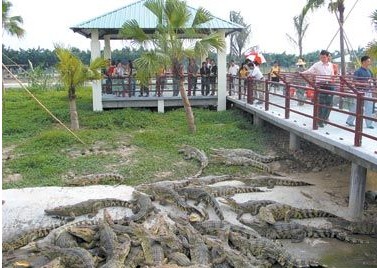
[312,86,320,130]
[238,76,242,100]
[247,77,253,104]
[264,79,269,111]
[339,76,344,109]
[354,92,364,146]
[284,82,290,119]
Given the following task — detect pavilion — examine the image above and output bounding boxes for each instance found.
[70,0,244,111]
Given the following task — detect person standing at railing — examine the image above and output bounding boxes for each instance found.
[200,61,210,96]
[228,60,239,92]
[346,55,375,129]
[210,59,218,96]
[156,66,166,97]
[300,50,335,127]
[248,61,264,105]
[105,59,116,94]
[296,58,307,106]
[187,58,199,96]
[269,60,280,93]
[172,60,184,97]
[239,63,249,97]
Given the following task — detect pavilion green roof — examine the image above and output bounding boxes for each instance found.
[71,0,243,39]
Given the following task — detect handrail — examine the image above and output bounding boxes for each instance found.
[227,72,377,147]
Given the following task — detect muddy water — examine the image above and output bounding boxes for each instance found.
[281,236,377,268]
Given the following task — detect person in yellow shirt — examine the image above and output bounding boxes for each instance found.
[239,63,249,97]
[269,61,280,93]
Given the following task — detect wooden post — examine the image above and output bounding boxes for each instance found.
[348,162,367,219]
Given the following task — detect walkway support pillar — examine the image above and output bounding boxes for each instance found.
[289,132,300,151]
[349,162,367,219]
[217,30,226,111]
[90,29,103,111]
[157,99,165,113]
[253,115,263,127]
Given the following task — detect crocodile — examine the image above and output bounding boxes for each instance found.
[129,221,155,266]
[210,148,284,163]
[239,175,314,189]
[208,185,265,197]
[177,187,223,220]
[190,175,234,186]
[192,220,260,240]
[329,218,377,237]
[258,203,339,224]
[220,197,276,219]
[44,198,130,219]
[63,173,125,186]
[178,145,209,178]
[124,245,145,268]
[204,235,271,268]
[210,154,274,174]
[228,231,323,268]
[2,221,66,252]
[122,191,156,223]
[42,246,95,268]
[54,230,79,248]
[137,185,204,218]
[175,221,210,266]
[168,251,192,266]
[240,218,367,244]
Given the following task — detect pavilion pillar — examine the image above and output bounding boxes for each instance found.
[90,29,103,111]
[217,30,227,111]
[104,35,111,60]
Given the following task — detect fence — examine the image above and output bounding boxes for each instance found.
[227,72,377,147]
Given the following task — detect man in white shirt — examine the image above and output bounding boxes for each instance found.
[301,50,335,127]
[228,60,239,90]
[248,61,265,104]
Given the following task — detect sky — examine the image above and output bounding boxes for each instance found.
[2,0,376,56]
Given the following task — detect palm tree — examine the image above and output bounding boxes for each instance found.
[229,11,251,62]
[120,0,225,134]
[2,0,25,38]
[366,9,377,65]
[55,47,107,130]
[305,0,346,75]
[286,4,312,58]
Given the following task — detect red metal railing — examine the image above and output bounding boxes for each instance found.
[227,72,377,147]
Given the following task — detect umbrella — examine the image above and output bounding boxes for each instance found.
[245,50,266,64]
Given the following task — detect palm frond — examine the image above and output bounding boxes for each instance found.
[165,0,190,29]
[120,19,149,44]
[191,7,212,28]
[145,0,164,24]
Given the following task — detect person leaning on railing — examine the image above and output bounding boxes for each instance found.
[300,50,335,127]
[346,55,375,129]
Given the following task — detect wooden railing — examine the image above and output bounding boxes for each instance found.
[101,73,218,97]
[227,72,377,147]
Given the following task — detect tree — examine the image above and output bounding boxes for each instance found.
[2,0,24,38]
[366,9,377,66]
[305,0,346,75]
[286,4,312,58]
[229,11,251,61]
[55,47,107,130]
[120,0,225,134]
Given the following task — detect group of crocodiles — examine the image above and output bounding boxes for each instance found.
[3,146,377,268]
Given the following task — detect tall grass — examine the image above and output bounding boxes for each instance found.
[2,87,267,189]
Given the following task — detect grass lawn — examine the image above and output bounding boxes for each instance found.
[2,87,269,189]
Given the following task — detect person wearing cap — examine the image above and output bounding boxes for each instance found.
[296,58,306,105]
[300,50,335,127]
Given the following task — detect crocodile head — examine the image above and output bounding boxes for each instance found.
[44,206,67,216]
[258,207,276,224]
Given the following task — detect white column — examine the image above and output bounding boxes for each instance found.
[104,35,111,60]
[349,163,367,219]
[90,29,103,111]
[217,30,227,111]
